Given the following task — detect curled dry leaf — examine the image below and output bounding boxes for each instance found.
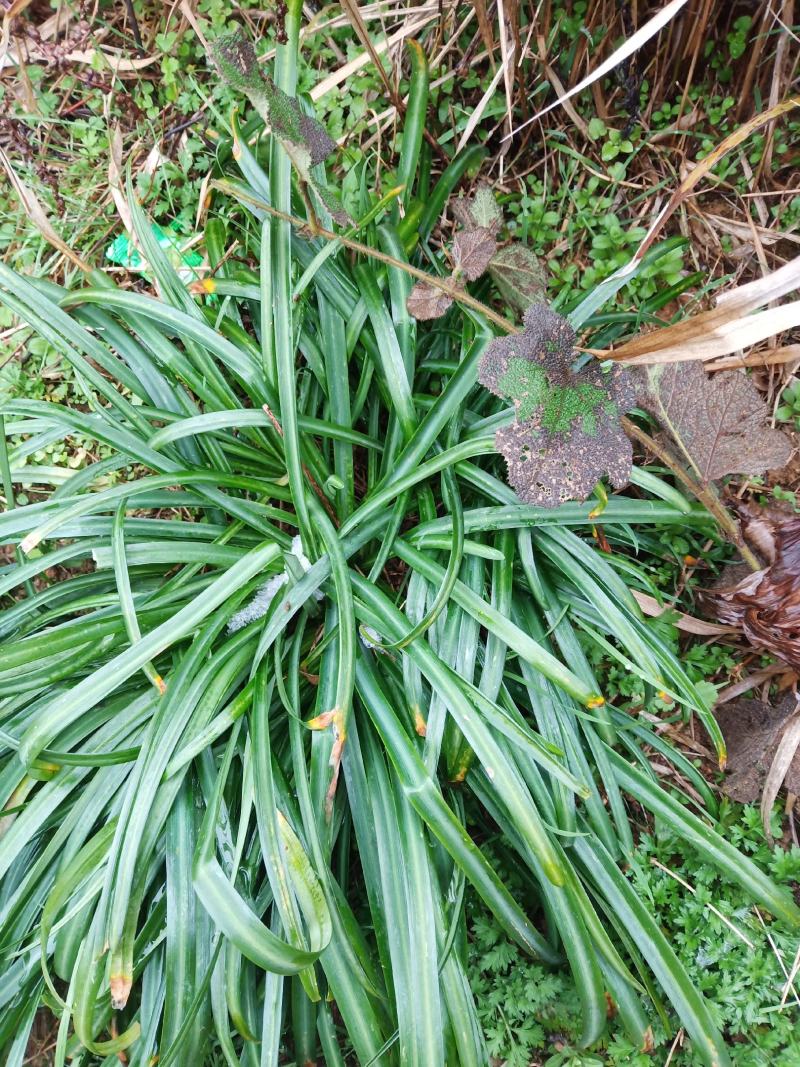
[0,148,91,273]
[406,282,454,320]
[479,304,636,506]
[107,125,131,234]
[452,226,497,281]
[710,502,800,670]
[637,361,793,483]
[631,590,738,636]
[611,253,800,364]
[488,244,547,312]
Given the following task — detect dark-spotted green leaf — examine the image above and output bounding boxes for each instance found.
[478,303,636,506]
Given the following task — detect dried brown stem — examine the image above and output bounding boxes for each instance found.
[211,179,520,333]
[621,416,760,572]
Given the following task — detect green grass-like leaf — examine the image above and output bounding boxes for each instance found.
[0,24,796,1067]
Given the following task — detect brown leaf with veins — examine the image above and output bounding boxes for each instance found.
[637,362,793,482]
[452,226,497,282]
[710,501,800,670]
[406,282,453,320]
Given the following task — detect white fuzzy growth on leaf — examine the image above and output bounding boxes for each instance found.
[360,625,383,650]
[226,536,322,633]
[227,572,288,632]
[290,534,312,572]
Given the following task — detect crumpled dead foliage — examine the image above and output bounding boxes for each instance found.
[611,254,800,365]
[710,502,800,670]
[452,226,497,281]
[406,282,454,320]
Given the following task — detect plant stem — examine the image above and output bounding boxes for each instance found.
[621,416,761,572]
[211,180,519,334]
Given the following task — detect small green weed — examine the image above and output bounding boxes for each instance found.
[776,379,800,430]
[468,804,800,1065]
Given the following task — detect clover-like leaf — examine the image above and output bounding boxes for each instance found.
[488,244,547,312]
[479,304,636,506]
[406,282,454,320]
[452,226,497,282]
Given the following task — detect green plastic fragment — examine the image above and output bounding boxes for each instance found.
[105,223,203,283]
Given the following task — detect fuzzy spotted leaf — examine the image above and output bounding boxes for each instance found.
[406,282,454,320]
[452,183,502,231]
[479,304,636,506]
[637,361,792,482]
[453,226,497,281]
[488,244,547,312]
[212,30,349,224]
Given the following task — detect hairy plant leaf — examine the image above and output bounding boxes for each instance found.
[452,226,497,281]
[478,304,636,506]
[452,183,502,231]
[638,362,793,482]
[710,502,800,669]
[488,244,547,311]
[212,31,349,224]
[406,282,454,320]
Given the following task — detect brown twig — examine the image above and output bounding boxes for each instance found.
[211,179,519,333]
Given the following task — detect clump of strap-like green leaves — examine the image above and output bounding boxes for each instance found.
[0,15,798,1067]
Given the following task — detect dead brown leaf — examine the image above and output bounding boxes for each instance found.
[707,345,800,371]
[711,503,800,670]
[406,282,454,320]
[452,226,497,282]
[611,254,800,365]
[631,590,738,635]
[714,693,800,835]
[637,362,793,482]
